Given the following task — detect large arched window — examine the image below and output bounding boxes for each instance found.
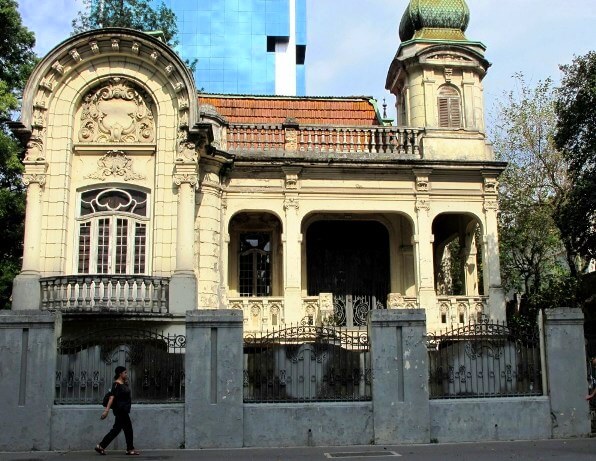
[437,85,462,128]
[76,187,149,274]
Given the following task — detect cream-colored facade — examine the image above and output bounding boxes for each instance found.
[11,19,505,333]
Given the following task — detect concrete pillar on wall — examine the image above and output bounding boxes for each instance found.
[197,160,223,309]
[170,162,199,314]
[185,309,244,448]
[12,163,47,310]
[0,311,60,451]
[542,308,591,438]
[369,309,430,444]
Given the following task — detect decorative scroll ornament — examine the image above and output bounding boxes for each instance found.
[176,140,198,163]
[84,150,145,181]
[25,139,45,162]
[78,78,155,143]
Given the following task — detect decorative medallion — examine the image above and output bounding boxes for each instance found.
[84,150,145,181]
[78,77,155,143]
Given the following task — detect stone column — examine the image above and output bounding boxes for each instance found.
[542,308,591,438]
[482,175,505,320]
[413,170,436,314]
[185,309,243,448]
[170,161,199,314]
[197,160,223,309]
[463,232,479,296]
[0,310,61,450]
[369,309,430,444]
[12,162,47,310]
[282,167,302,323]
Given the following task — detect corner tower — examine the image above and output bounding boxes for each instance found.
[386,0,492,160]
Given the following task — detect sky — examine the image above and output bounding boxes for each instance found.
[17,0,596,126]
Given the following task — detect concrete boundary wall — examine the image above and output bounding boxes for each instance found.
[430,397,552,442]
[0,308,592,451]
[243,403,374,447]
[51,404,184,450]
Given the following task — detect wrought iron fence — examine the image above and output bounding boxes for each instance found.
[243,324,371,402]
[55,327,185,404]
[426,317,542,399]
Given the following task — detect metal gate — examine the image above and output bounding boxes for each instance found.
[307,220,390,327]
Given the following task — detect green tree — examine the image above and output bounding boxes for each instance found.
[554,52,596,267]
[491,74,573,317]
[0,0,37,308]
[72,0,178,46]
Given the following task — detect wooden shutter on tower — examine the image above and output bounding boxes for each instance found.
[438,86,462,128]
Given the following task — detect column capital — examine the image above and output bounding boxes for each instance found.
[22,161,48,187]
[173,162,199,188]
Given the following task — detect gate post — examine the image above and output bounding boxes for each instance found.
[0,310,61,451]
[542,307,591,437]
[369,309,430,443]
[185,309,244,448]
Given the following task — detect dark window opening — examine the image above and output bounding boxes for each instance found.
[296,45,306,64]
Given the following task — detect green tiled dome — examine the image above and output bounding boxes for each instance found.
[399,0,470,41]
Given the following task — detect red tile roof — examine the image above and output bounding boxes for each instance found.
[199,94,382,126]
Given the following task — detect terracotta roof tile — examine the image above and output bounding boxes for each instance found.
[199,94,381,126]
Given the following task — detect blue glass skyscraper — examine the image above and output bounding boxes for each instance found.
[159,0,307,95]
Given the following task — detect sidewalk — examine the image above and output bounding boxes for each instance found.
[2,439,596,461]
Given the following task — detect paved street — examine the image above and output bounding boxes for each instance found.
[2,439,596,461]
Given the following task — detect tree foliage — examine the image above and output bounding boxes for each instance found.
[0,0,37,308]
[554,52,596,264]
[72,0,178,45]
[491,74,573,317]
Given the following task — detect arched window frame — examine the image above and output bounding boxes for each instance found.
[437,84,463,129]
[75,187,150,275]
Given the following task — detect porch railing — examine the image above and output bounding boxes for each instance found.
[40,275,170,314]
[243,324,371,402]
[228,297,284,331]
[426,317,542,399]
[436,296,488,327]
[227,123,422,157]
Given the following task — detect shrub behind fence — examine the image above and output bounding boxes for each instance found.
[243,324,371,402]
[427,318,542,399]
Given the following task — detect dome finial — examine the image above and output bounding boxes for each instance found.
[399,0,470,42]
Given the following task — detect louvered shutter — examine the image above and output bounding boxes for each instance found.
[438,86,462,128]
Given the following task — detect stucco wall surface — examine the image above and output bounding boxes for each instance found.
[243,403,374,447]
[430,397,552,442]
[51,404,184,450]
